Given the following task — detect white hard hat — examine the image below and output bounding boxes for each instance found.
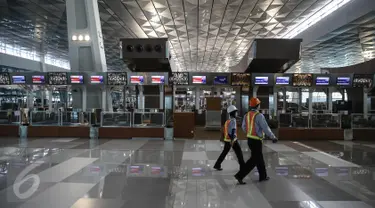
[227,105,237,113]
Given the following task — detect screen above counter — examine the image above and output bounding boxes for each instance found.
[353,74,373,88]
[169,73,188,85]
[192,76,206,84]
[231,73,250,86]
[213,76,228,85]
[275,76,290,85]
[292,74,312,87]
[48,72,67,85]
[107,72,127,85]
[11,75,26,84]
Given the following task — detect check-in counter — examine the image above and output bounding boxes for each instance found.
[173,112,195,138]
[99,112,165,139]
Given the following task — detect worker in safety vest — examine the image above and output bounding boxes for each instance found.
[213,105,245,171]
[234,97,277,185]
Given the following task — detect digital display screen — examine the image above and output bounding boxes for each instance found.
[214,76,228,85]
[0,73,10,85]
[107,72,127,85]
[337,77,350,86]
[32,75,45,84]
[151,76,165,84]
[169,73,188,85]
[192,76,206,84]
[70,75,84,84]
[276,76,290,85]
[316,77,330,85]
[90,75,104,84]
[130,76,144,84]
[315,168,328,177]
[353,74,373,88]
[48,72,67,85]
[254,76,269,85]
[192,167,204,176]
[231,73,250,86]
[12,76,26,84]
[292,74,312,87]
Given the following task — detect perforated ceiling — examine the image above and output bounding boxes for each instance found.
[0,0,368,72]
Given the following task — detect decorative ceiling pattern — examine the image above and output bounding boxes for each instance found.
[288,11,375,73]
[0,0,358,72]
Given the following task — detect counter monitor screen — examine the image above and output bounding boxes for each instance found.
[353,77,373,88]
[48,72,67,85]
[90,75,104,84]
[214,76,228,85]
[32,75,45,84]
[130,76,144,84]
[292,74,312,87]
[12,76,26,84]
[151,75,165,84]
[231,73,250,86]
[107,72,127,85]
[70,75,84,84]
[169,72,188,85]
[0,73,10,85]
[336,77,350,86]
[192,76,206,84]
[316,77,330,85]
[254,76,269,85]
[276,76,290,85]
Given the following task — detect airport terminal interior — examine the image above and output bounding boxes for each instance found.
[1,0,375,207]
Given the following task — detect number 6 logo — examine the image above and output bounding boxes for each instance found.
[13,161,43,200]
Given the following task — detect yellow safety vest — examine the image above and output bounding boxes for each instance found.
[223,119,237,142]
[246,111,264,140]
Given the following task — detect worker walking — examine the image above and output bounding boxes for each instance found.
[234,97,278,185]
[214,105,245,171]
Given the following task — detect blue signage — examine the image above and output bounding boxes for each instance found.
[214,76,228,85]
[316,77,330,85]
[255,76,269,85]
[337,77,350,86]
[12,76,26,84]
[276,77,289,85]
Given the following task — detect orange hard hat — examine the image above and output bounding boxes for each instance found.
[249,97,261,107]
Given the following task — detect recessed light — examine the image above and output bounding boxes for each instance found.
[78,35,83,41]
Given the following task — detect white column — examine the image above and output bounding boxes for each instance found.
[282,88,287,113]
[364,88,368,118]
[195,88,200,108]
[273,87,278,117]
[159,85,164,109]
[48,90,53,111]
[82,86,87,112]
[101,87,106,111]
[328,87,333,112]
[308,89,313,114]
[252,86,258,98]
[138,86,144,110]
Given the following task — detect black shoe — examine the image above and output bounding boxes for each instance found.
[214,167,223,171]
[235,175,246,185]
[259,176,270,182]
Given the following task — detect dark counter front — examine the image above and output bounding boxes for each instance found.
[98,127,164,139]
[353,129,375,141]
[0,125,19,137]
[278,128,344,140]
[28,126,90,138]
[174,112,195,138]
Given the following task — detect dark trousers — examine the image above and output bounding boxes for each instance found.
[214,141,245,169]
[235,139,267,180]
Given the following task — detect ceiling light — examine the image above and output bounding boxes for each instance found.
[78,35,83,41]
[283,0,352,39]
[72,35,77,41]
[84,35,90,41]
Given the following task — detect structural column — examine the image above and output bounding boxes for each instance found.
[327,87,333,112]
[273,87,278,117]
[308,90,313,114]
[364,88,368,118]
[66,0,111,111]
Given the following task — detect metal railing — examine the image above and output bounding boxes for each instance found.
[133,112,165,127]
[101,112,132,127]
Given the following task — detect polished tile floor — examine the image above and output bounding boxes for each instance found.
[0,138,374,208]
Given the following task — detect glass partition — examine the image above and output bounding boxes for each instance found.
[0,110,20,125]
[101,112,132,127]
[30,111,59,126]
[278,113,309,128]
[351,114,375,129]
[61,112,91,126]
[311,113,340,128]
[133,112,164,127]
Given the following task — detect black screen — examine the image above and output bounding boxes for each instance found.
[48,72,67,85]
[107,72,127,85]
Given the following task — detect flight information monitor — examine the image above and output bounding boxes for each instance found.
[130,75,144,84]
[32,75,45,84]
[315,77,330,86]
[12,75,26,84]
[275,76,290,85]
[214,76,228,85]
[0,73,10,85]
[192,76,206,84]
[336,77,350,86]
[151,75,165,84]
[231,73,250,86]
[353,74,373,88]
[70,75,84,84]
[90,75,104,84]
[48,72,67,85]
[292,74,312,87]
[254,76,269,85]
[107,72,127,85]
[169,73,188,85]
